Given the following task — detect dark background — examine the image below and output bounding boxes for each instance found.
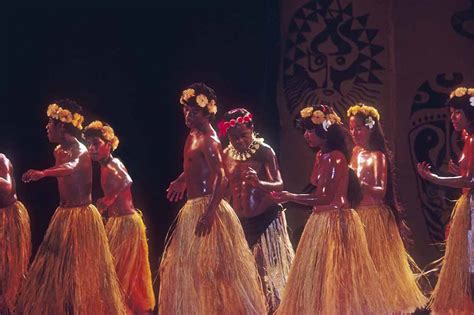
[1,1,281,302]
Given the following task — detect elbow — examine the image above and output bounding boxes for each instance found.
[274,181,284,192]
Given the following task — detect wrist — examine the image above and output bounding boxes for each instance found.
[430,174,440,184]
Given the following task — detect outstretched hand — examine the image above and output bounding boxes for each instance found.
[166,180,186,202]
[22,169,45,183]
[417,161,434,181]
[270,190,292,203]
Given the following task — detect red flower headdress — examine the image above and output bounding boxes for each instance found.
[217,113,253,137]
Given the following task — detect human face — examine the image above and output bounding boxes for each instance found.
[303,129,324,148]
[450,107,469,132]
[86,136,111,162]
[349,116,370,148]
[227,123,254,152]
[46,118,63,143]
[183,105,207,129]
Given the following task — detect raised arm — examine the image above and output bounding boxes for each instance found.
[417,137,474,188]
[22,146,83,182]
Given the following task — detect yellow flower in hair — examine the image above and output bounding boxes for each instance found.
[110,137,120,151]
[196,94,209,108]
[58,109,73,123]
[87,121,104,130]
[367,107,380,121]
[328,113,341,124]
[208,99,217,114]
[311,110,325,124]
[300,107,314,118]
[72,113,85,130]
[182,89,195,101]
[179,88,196,105]
[454,87,468,98]
[47,103,60,118]
[347,104,380,121]
[102,126,115,142]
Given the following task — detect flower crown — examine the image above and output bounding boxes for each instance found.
[299,105,342,131]
[84,120,120,151]
[449,87,474,107]
[347,103,380,129]
[217,112,253,137]
[47,103,85,130]
[179,88,217,114]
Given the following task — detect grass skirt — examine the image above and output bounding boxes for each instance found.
[0,201,31,314]
[106,211,156,313]
[159,196,267,314]
[276,208,389,315]
[16,204,127,315]
[357,204,427,312]
[430,194,474,314]
[252,211,294,313]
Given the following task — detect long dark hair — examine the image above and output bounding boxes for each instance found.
[447,90,474,128]
[299,104,362,208]
[352,111,411,244]
[323,123,363,209]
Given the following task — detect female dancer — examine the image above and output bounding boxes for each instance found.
[272,104,387,314]
[348,103,427,313]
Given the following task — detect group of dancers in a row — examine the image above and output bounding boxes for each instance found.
[1,83,473,314]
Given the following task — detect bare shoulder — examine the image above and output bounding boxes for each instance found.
[53,145,62,156]
[0,153,11,173]
[109,157,129,174]
[202,132,222,151]
[0,153,9,165]
[259,141,277,159]
[369,150,386,160]
[323,150,347,166]
[467,134,474,151]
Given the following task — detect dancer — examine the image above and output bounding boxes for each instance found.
[347,103,427,313]
[220,108,294,312]
[160,83,267,314]
[417,87,474,314]
[0,154,31,314]
[18,99,127,314]
[85,120,155,314]
[271,104,388,314]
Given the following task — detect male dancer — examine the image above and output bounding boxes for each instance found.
[160,83,266,314]
[18,99,127,314]
[220,108,294,312]
[85,120,155,314]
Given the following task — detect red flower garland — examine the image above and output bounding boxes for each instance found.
[218,113,253,137]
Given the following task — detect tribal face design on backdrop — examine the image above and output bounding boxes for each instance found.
[451,0,474,40]
[283,0,384,117]
[408,73,465,244]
